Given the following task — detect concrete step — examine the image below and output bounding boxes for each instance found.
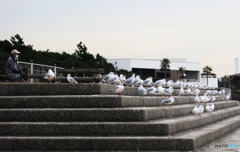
[0,101,238,122]
[0,114,240,151]
[0,95,224,108]
[0,83,212,96]
[1,106,240,136]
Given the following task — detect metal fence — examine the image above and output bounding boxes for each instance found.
[18,61,64,83]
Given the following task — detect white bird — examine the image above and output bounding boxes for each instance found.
[124,73,135,86]
[178,87,184,96]
[119,74,126,83]
[205,103,215,114]
[192,105,200,117]
[101,72,115,84]
[111,75,122,85]
[194,95,201,105]
[67,74,78,83]
[183,88,191,97]
[146,86,157,97]
[164,87,173,97]
[43,69,55,83]
[222,93,229,102]
[132,75,141,87]
[155,86,165,96]
[111,83,124,96]
[191,89,200,96]
[174,80,180,88]
[142,77,153,87]
[161,96,174,108]
[209,96,216,102]
[154,79,165,87]
[165,80,173,88]
[138,85,147,97]
[198,105,204,116]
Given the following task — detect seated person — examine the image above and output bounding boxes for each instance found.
[6,49,25,82]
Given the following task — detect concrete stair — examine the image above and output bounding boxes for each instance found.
[0,83,237,151]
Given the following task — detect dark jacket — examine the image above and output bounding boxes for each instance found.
[6,56,21,76]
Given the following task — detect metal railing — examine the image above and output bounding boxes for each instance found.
[18,61,64,83]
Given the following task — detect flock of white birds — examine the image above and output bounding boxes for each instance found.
[101,72,230,117]
[43,70,229,117]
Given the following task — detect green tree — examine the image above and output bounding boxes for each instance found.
[176,67,186,80]
[160,58,171,79]
[203,65,213,85]
[221,75,229,88]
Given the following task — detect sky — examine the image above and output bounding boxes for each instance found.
[1,0,240,78]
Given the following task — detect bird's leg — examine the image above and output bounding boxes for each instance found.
[169,105,171,108]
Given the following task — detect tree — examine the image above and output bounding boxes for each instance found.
[176,67,186,80]
[202,65,213,85]
[221,75,229,88]
[160,58,171,79]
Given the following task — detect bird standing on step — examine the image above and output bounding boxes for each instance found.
[43,69,55,83]
[146,86,156,97]
[205,103,214,114]
[67,74,78,83]
[138,85,147,97]
[164,87,173,97]
[222,93,229,102]
[198,105,204,117]
[111,83,124,96]
[101,72,115,84]
[194,95,201,106]
[209,96,216,102]
[178,87,184,96]
[124,73,135,86]
[161,96,174,108]
[142,76,153,87]
[192,105,200,117]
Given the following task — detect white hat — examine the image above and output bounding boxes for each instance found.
[11,49,20,54]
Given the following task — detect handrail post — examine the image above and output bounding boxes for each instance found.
[30,60,33,83]
[54,63,56,78]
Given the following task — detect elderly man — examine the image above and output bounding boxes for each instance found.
[6,49,25,82]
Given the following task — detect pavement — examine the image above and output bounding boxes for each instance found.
[195,126,240,152]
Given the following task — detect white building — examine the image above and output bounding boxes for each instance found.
[107,58,201,82]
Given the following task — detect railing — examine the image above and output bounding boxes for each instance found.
[18,61,64,83]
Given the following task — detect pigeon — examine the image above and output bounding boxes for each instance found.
[43,69,55,83]
[67,74,78,83]
[161,96,174,108]
[138,85,147,97]
[111,83,124,96]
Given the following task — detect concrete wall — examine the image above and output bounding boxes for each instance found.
[201,78,218,87]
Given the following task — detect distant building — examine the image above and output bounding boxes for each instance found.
[107,58,201,82]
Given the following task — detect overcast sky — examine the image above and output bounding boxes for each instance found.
[1,0,240,78]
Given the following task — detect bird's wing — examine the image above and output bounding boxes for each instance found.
[139,88,147,94]
[162,98,172,103]
[113,85,120,92]
[164,89,171,94]
[68,77,77,83]
[43,73,50,79]
[147,88,154,92]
